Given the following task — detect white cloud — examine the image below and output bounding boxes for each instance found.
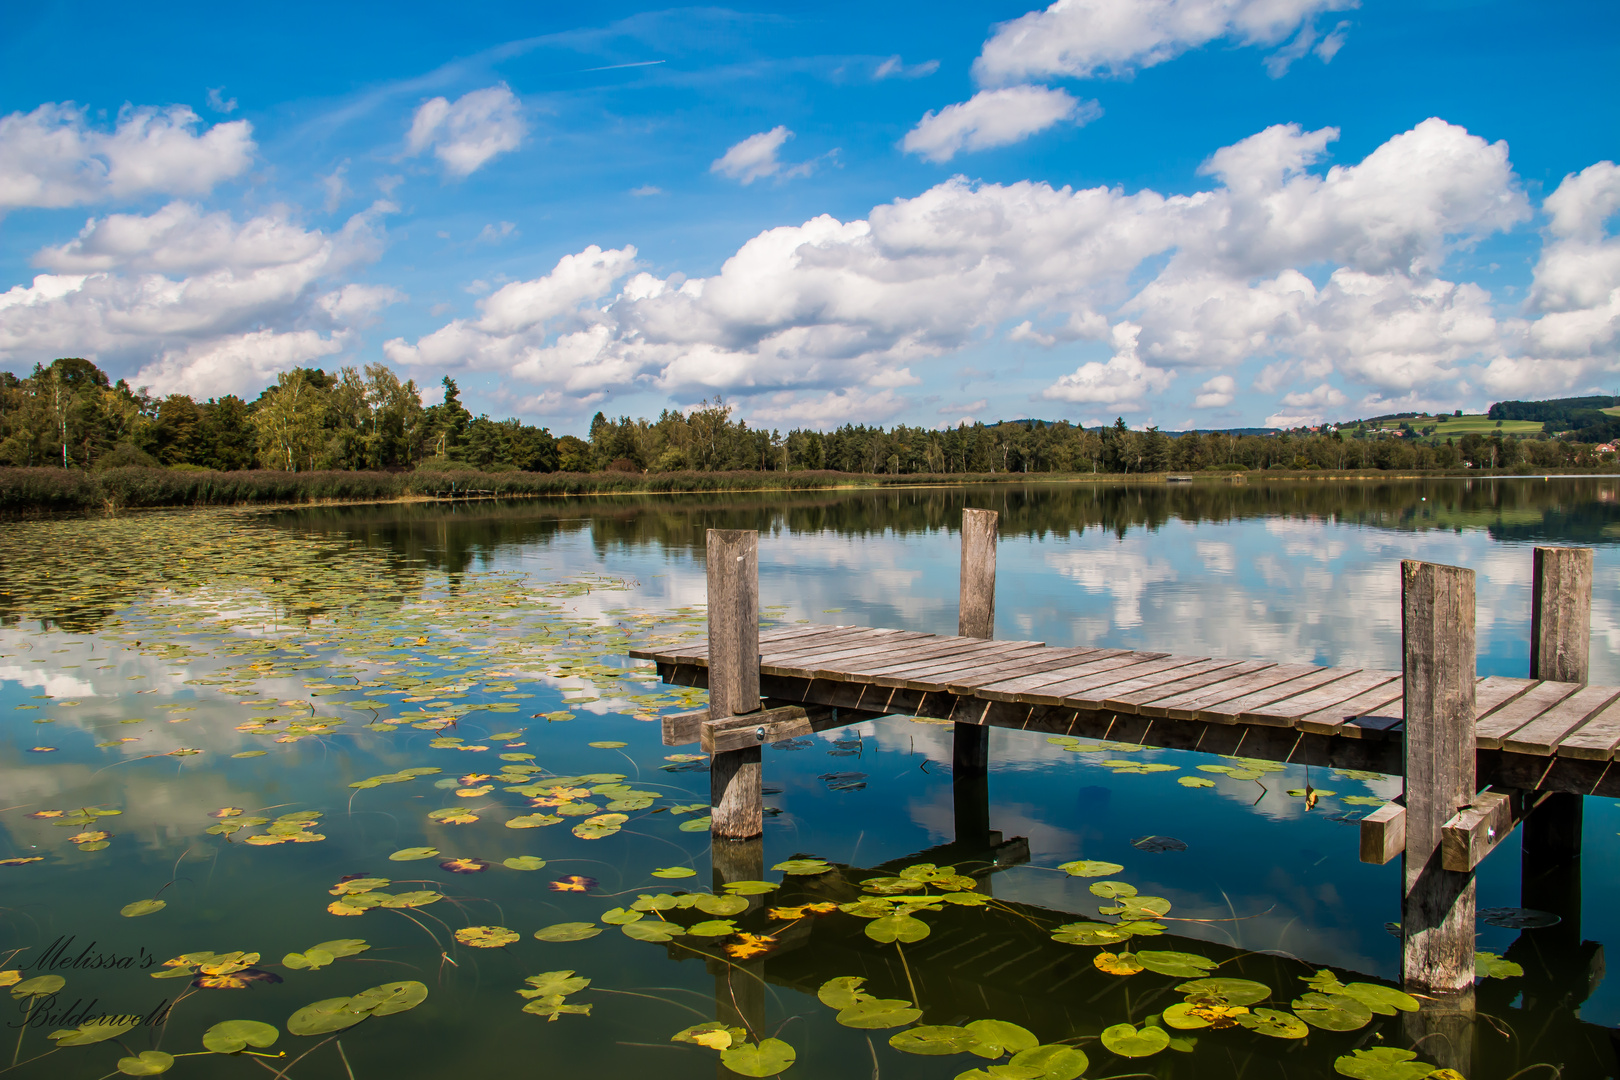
[206,87,238,114]
[903,86,1098,163]
[874,56,941,80]
[1264,410,1327,428]
[136,329,352,400]
[1193,374,1235,407]
[710,127,816,185]
[1280,382,1346,408]
[974,0,1359,85]
[747,388,909,427]
[0,102,254,211]
[320,161,348,213]
[405,85,526,178]
[1043,322,1175,407]
[629,185,664,197]
[315,283,405,323]
[476,221,518,245]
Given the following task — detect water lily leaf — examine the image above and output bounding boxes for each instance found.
[1163,1002,1249,1029]
[719,1037,796,1077]
[1292,992,1374,1031]
[455,925,519,948]
[865,913,930,943]
[651,866,697,878]
[678,817,713,832]
[202,1019,279,1053]
[588,740,628,748]
[50,1019,141,1045]
[1094,951,1144,975]
[600,908,644,925]
[673,1021,749,1048]
[771,858,833,875]
[1479,906,1560,930]
[507,814,562,829]
[695,893,750,917]
[11,975,65,998]
[378,890,442,908]
[1056,860,1124,877]
[688,919,738,937]
[1175,978,1271,1006]
[1332,1047,1436,1080]
[953,1068,1043,1080]
[1008,1045,1089,1080]
[1100,1022,1169,1058]
[889,1025,984,1056]
[817,976,871,1010]
[535,922,602,942]
[1177,776,1216,788]
[523,970,590,996]
[621,920,686,942]
[1088,880,1137,898]
[121,899,166,917]
[862,875,925,895]
[287,997,367,1036]
[440,857,489,873]
[504,856,546,870]
[387,847,439,861]
[1475,952,1524,979]
[1098,895,1171,919]
[964,1019,1039,1055]
[1337,982,1420,1015]
[1130,835,1187,853]
[1237,1008,1309,1039]
[283,949,336,971]
[1050,922,1131,946]
[836,998,923,1029]
[1135,950,1217,978]
[116,1050,175,1075]
[723,880,778,895]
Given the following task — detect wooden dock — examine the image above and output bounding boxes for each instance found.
[627,514,1612,1002]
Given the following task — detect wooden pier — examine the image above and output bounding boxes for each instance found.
[628,514,1613,1004]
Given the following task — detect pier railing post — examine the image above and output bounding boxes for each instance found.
[954,509,997,843]
[1524,547,1590,869]
[1400,559,1477,995]
[707,529,762,841]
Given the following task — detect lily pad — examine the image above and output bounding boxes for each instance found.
[651,866,698,878]
[865,913,930,943]
[1008,1045,1089,1080]
[49,1019,141,1045]
[1333,1047,1438,1080]
[1162,1002,1249,1029]
[286,997,368,1036]
[11,975,65,998]
[1135,950,1217,978]
[836,998,923,1029]
[621,920,686,942]
[522,970,590,996]
[719,1038,796,1077]
[535,922,603,942]
[695,893,751,917]
[1050,921,1131,946]
[817,976,870,1010]
[723,880,778,895]
[121,898,166,918]
[772,858,833,875]
[1175,978,1272,1006]
[1100,1022,1170,1057]
[1056,859,1124,877]
[1237,1008,1309,1039]
[600,908,644,925]
[1475,952,1524,979]
[889,1025,984,1056]
[455,925,519,948]
[202,1019,280,1053]
[1337,982,1420,1015]
[1088,880,1137,898]
[688,919,739,937]
[964,1019,1039,1055]
[1292,992,1374,1031]
[504,856,547,871]
[388,847,440,861]
[116,1051,175,1075]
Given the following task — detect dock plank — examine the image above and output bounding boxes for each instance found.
[1149,664,1326,721]
[1111,661,1278,712]
[876,644,1064,691]
[1082,658,1249,712]
[1501,685,1620,755]
[1016,656,1210,708]
[816,638,1017,680]
[1244,669,1400,721]
[942,648,1112,694]
[1212,667,1363,725]
[1555,697,1620,760]
[975,653,1168,702]
[1474,680,1583,748]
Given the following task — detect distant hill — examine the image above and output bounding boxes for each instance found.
[1487,395,1620,423]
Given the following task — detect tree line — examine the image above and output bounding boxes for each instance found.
[1,357,1613,476]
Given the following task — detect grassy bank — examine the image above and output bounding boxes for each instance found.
[3,464,1617,515]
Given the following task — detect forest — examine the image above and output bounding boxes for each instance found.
[2,356,1614,479]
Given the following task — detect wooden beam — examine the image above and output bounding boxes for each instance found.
[1525,546,1592,869]
[1441,788,1540,872]
[661,708,712,747]
[706,529,762,841]
[955,508,996,802]
[700,704,875,754]
[1400,559,1478,995]
[1360,798,1406,865]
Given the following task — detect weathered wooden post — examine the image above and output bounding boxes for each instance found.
[707,529,762,841]
[1400,559,1478,994]
[1524,547,1590,868]
[954,509,997,843]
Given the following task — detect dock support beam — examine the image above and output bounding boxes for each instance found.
[1400,560,1478,996]
[954,509,997,844]
[707,529,763,841]
[1523,546,1590,870]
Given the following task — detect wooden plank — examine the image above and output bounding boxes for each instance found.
[1555,695,1620,759]
[661,708,713,746]
[1400,558,1477,994]
[959,508,998,639]
[1019,656,1210,708]
[1113,660,1278,713]
[1472,675,1538,718]
[762,632,937,676]
[1501,684,1620,755]
[1474,680,1582,748]
[757,626,873,656]
[706,528,761,841]
[861,638,1044,680]
[1361,798,1406,864]
[975,651,1159,702]
[762,627,922,664]
[941,648,1107,694]
[1297,683,1405,736]
[873,643,1056,690]
[1148,664,1326,721]
[1532,547,1593,683]
[1244,669,1399,721]
[1084,658,1250,712]
[1441,788,1530,872]
[815,638,1018,680]
[1201,668,1361,725]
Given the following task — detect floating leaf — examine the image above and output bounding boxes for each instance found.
[1130,835,1187,853]
[723,880,778,895]
[651,866,697,878]
[836,998,923,1029]
[621,920,686,942]
[1056,859,1124,877]
[1008,1045,1089,1080]
[440,857,489,874]
[1100,1022,1170,1058]
[286,997,368,1036]
[535,922,602,942]
[504,856,546,871]
[588,741,628,748]
[455,925,519,948]
[1337,982,1420,1015]
[521,970,590,996]
[121,899,166,918]
[719,1038,796,1077]
[1332,1047,1437,1080]
[116,1050,175,1075]
[549,875,597,892]
[889,1025,983,1056]
[674,1022,748,1049]
[1178,776,1216,788]
[725,933,777,959]
[1175,978,1271,1006]
[1088,880,1137,899]
[50,1019,141,1045]
[1292,992,1374,1031]
[1237,1008,1309,1039]
[688,919,738,937]
[1163,1002,1248,1029]
[11,975,66,998]
[600,908,644,925]
[772,858,833,875]
[388,847,440,861]
[1094,951,1144,975]
[964,1019,1039,1056]
[694,893,750,917]
[865,913,930,943]
[1135,950,1217,978]
[1475,952,1524,979]
[202,1019,280,1053]
[678,816,713,832]
[1050,921,1131,946]
[817,976,870,1009]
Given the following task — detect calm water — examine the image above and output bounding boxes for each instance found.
[2,477,1617,1080]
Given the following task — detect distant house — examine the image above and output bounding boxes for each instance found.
[1597,442,1618,454]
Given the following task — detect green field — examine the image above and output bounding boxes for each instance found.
[1359,414,1543,436]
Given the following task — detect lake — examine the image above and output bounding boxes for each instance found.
[2,476,1616,1079]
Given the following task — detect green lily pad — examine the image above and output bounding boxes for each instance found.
[1175,978,1271,1006]
[817,976,870,1010]
[694,893,750,917]
[534,922,602,942]
[1333,1047,1437,1080]
[600,907,644,925]
[835,998,923,1029]
[351,980,427,1017]
[117,1051,175,1075]
[722,880,778,895]
[1177,776,1216,788]
[688,919,738,937]
[387,847,440,861]
[953,1068,1043,1080]
[678,816,712,832]
[1100,1022,1170,1057]
[772,858,833,875]
[11,975,65,998]
[1050,921,1131,946]
[286,997,367,1036]
[621,920,686,942]
[588,741,628,748]
[1292,992,1374,1031]
[202,1019,280,1053]
[1237,1008,1309,1039]
[49,1019,141,1045]
[1057,860,1124,877]
[964,1019,1039,1056]
[522,970,590,996]
[889,1025,984,1056]
[1008,1045,1089,1080]
[1475,952,1524,979]
[1338,982,1420,1015]
[651,866,698,878]
[1135,950,1217,978]
[120,898,166,918]
[865,913,930,943]
[719,1037,796,1077]
[1088,880,1137,898]
[504,856,546,871]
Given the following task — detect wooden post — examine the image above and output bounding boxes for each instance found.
[954,509,996,842]
[1524,547,1590,869]
[707,529,762,841]
[1401,560,1478,995]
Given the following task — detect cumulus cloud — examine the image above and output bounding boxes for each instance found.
[903,86,1098,163]
[1042,322,1174,407]
[747,388,909,427]
[405,85,526,178]
[974,0,1359,85]
[710,127,816,185]
[0,200,393,396]
[874,56,941,80]
[0,102,254,210]
[1193,374,1235,407]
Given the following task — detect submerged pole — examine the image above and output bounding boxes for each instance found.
[954,508,997,843]
[707,529,763,841]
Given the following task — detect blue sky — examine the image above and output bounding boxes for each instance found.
[1,0,1616,434]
